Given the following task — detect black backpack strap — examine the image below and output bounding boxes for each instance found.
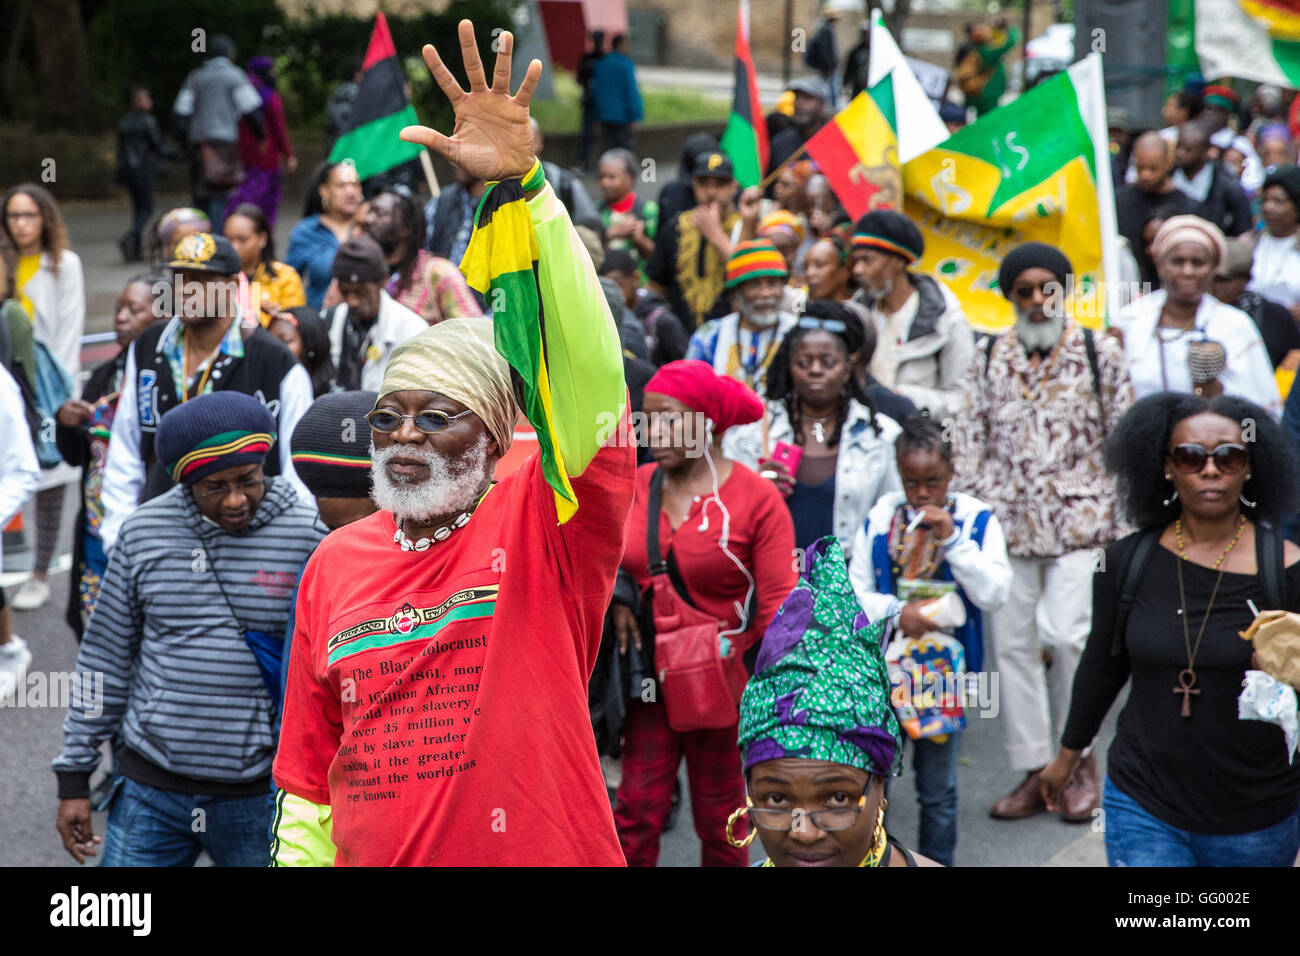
[1257,520,1286,612]
[983,333,996,375]
[1112,529,1160,657]
[646,468,696,608]
[1082,327,1106,430]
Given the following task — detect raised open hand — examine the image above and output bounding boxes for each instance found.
[400,19,542,183]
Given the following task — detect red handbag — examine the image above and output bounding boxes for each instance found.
[646,470,749,732]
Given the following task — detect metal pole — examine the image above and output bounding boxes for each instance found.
[783,0,793,85]
[1022,0,1034,89]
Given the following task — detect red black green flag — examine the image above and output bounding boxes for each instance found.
[718,0,769,188]
[328,12,425,181]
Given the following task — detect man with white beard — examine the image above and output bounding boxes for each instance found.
[952,242,1134,826]
[849,210,975,418]
[684,237,798,392]
[272,20,635,866]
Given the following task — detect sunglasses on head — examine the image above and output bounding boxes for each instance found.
[1167,442,1249,474]
[366,407,473,435]
[797,317,847,333]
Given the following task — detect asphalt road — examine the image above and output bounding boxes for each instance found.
[1,192,1117,868]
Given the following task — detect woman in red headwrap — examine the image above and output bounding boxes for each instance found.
[611,360,797,866]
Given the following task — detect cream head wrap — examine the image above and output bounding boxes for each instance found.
[377,317,519,455]
[1151,215,1228,267]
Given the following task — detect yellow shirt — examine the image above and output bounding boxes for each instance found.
[16,254,39,320]
[250,261,307,326]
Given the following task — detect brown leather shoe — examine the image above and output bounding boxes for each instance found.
[989,770,1048,819]
[1059,753,1101,823]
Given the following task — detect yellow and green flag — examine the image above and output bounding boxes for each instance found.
[460,179,578,523]
[902,54,1118,331]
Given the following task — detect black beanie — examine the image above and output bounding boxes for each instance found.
[289,390,378,499]
[331,235,389,283]
[1263,164,1300,213]
[997,242,1073,299]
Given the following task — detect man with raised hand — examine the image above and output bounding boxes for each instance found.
[271,20,635,866]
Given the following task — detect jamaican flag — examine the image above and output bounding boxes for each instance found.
[328,12,426,182]
[459,177,579,524]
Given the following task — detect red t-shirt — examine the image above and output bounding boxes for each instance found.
[274,436,635,865]
[622,461,797,654]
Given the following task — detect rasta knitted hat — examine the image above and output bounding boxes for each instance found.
[725,238,789,290]
[156,391,276,485]
[997,242,1073,299]
[1202,84,1238,111]
[737,536,901,776]
[852,209,924,264]
[290,390,378,499]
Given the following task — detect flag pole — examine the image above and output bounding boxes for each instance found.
[758,142,808,189]
[419,150,441,198]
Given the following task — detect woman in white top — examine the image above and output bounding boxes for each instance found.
[2,184,86,611]
[723,300,902,562]
[0,358,42,695]
[1114,215,1282,419]
[1249,165,1300,315]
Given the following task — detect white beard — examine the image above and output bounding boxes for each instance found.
[740,297,780,329]
[370,435,490,523]
[1015,310,1068,354]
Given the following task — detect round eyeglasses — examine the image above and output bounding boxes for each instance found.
[366,408,474,435]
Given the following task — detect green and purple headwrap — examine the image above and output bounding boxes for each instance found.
[737,536,902,777]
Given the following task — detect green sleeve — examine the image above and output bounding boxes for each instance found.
[644,200,659,240]
[981,27,1019,65]
[270,789,336,867]
[527,182,627,477]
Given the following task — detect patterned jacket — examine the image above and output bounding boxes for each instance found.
[952,322,1134,558]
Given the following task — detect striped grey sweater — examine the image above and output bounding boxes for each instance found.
[53,478,324,798]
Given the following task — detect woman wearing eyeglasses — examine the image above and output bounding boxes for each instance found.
[1040,392,1300,866]
[2,183,86,612]
[724,299,901,561]
[1112,215,1282,418]
[733,536,941,867]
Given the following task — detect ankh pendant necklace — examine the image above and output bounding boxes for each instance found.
[1171,516,1246,717]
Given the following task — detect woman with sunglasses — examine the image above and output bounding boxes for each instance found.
[1040,391,1300,866]
[1113,215,1282,418]
[724,300,900,561]
[733,536,941,867]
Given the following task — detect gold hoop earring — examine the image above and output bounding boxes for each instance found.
[725,804,755,848]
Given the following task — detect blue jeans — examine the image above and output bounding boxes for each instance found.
[101,777,275,867]
[885,731,960,866]
[1102,776,1300,867]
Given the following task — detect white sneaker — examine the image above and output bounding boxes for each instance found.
[0,635,32,702]
[11,577,51,611]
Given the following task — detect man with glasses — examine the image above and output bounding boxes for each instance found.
[53,392,324,866]
[685,238,798,393]
[99,232,313,552]
[271,21,635,866]
[952,242,1134,825]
